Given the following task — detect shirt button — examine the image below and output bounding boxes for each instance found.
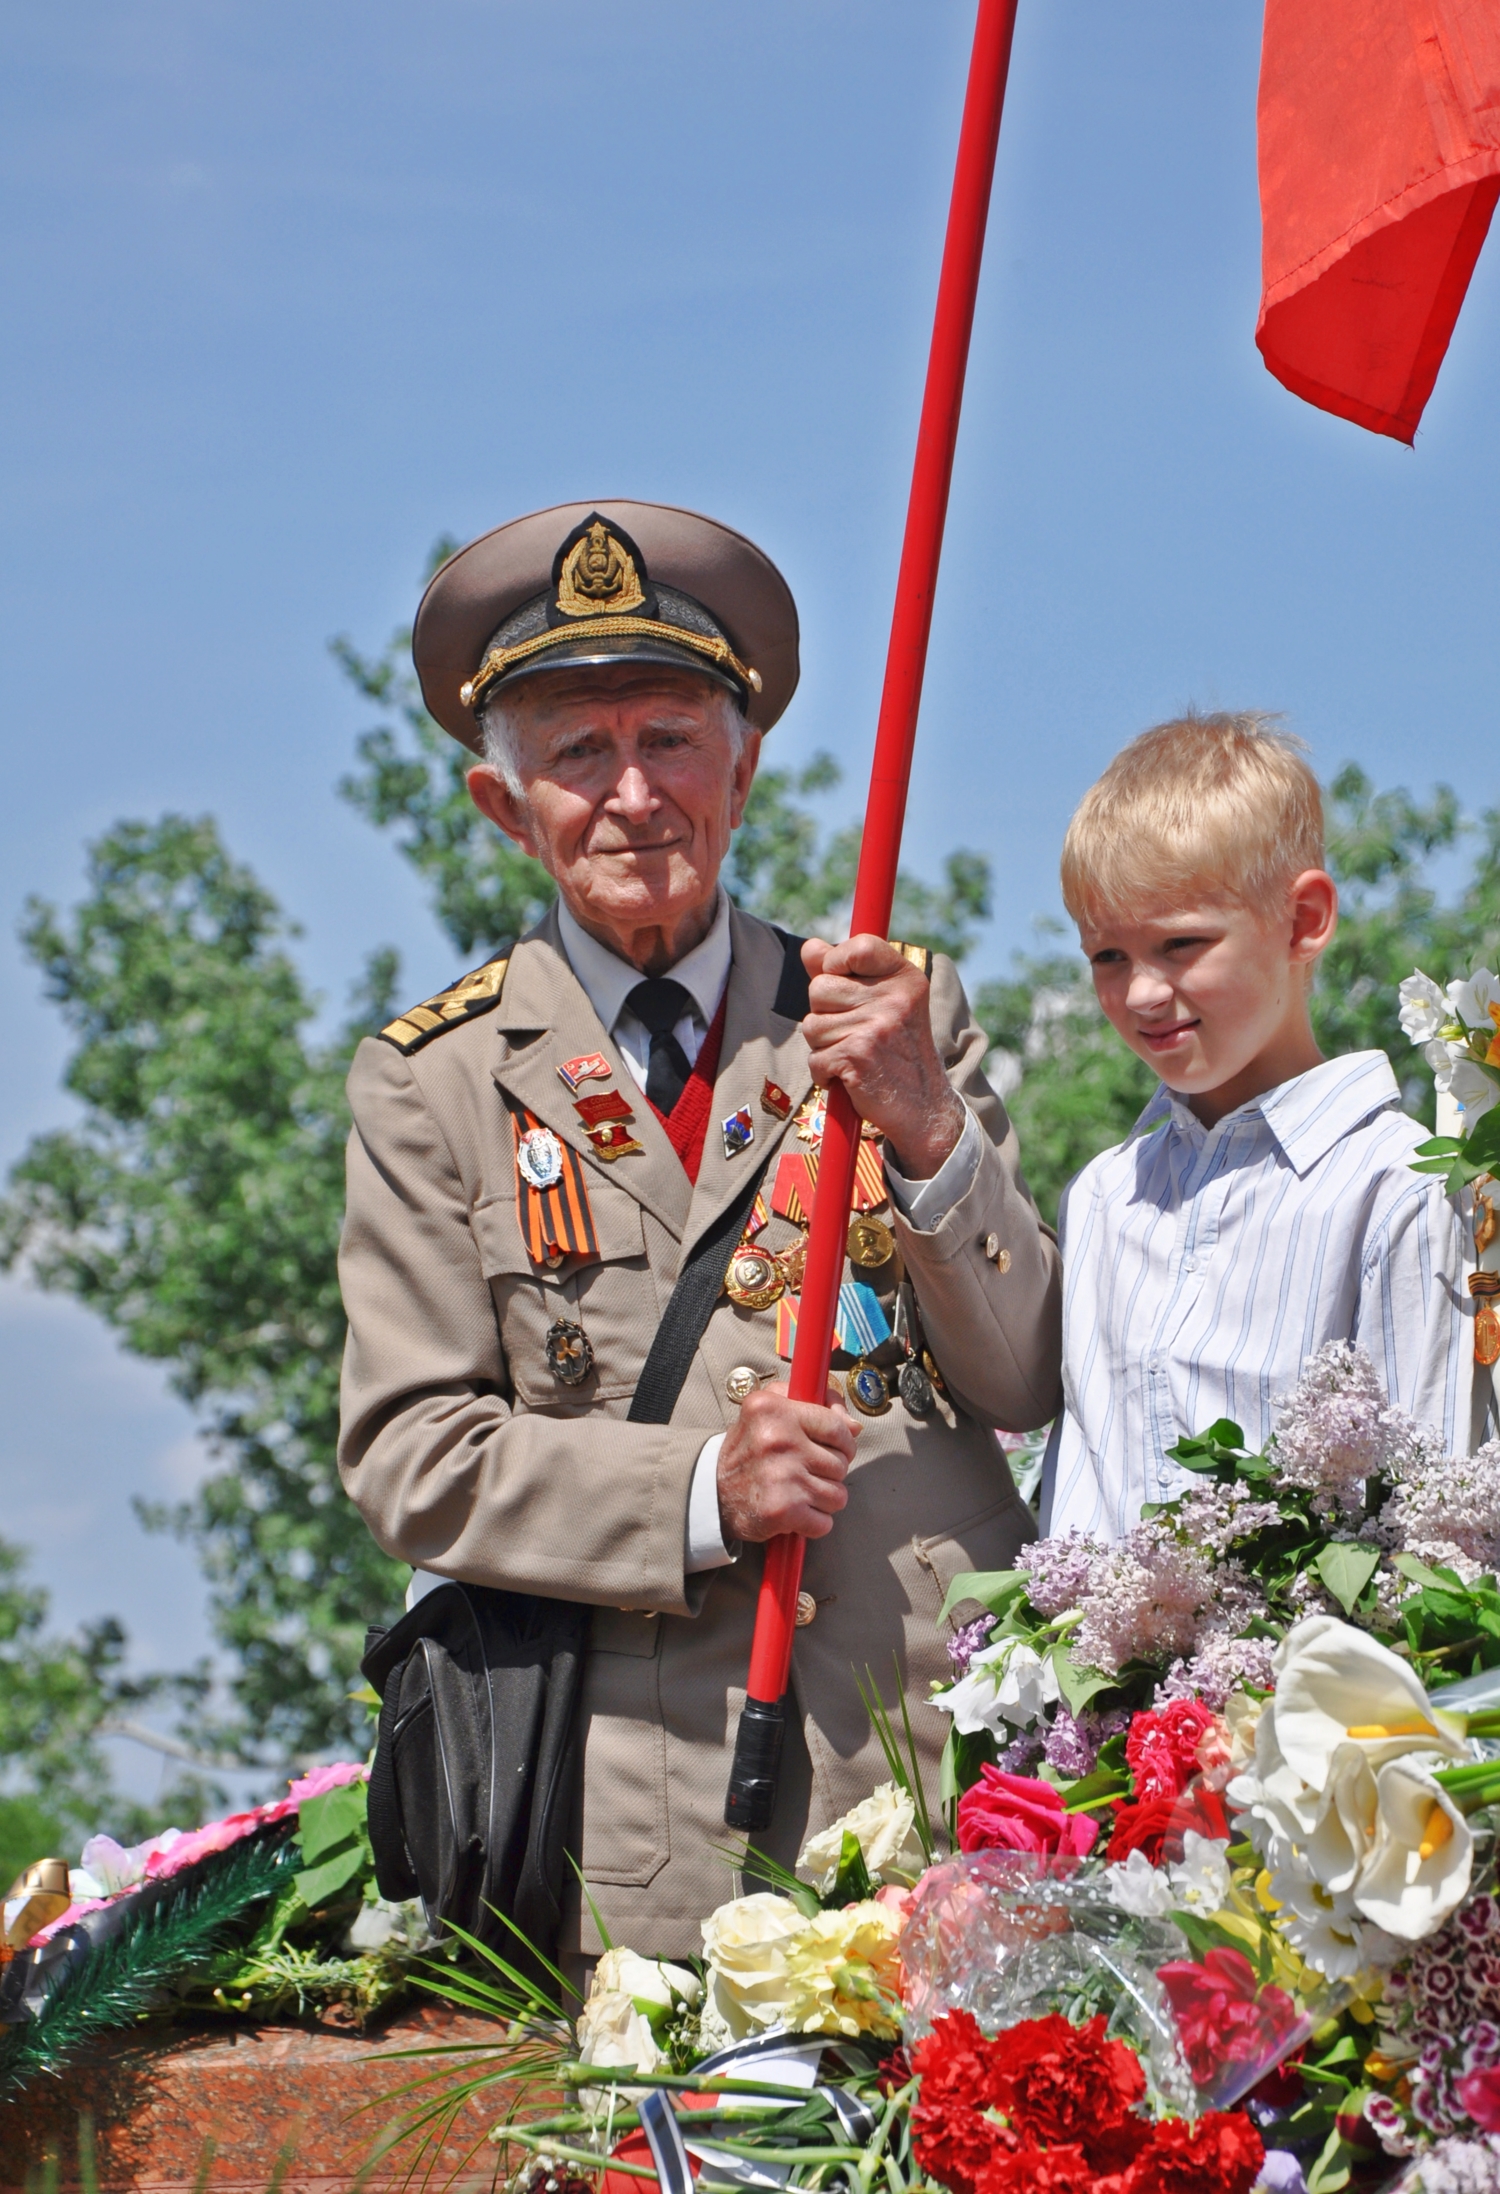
[795,1591,818,1628]
[1182,1257,1197,1274]
[725,1366,759,1403]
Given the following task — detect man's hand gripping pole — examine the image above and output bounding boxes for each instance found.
[724,0,1022,1833]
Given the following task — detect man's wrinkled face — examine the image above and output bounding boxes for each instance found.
[466,665,760,956]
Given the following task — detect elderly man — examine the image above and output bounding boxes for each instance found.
[338,501,1061,1958]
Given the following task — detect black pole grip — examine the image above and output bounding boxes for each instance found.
[724,1694,786,1831]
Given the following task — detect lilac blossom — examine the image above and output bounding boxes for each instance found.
[946,1615,995,1678]
[1272,1340,1432,1521]
[1156,1630,1277,1710]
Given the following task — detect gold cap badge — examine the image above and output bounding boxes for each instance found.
[555,520,646,619]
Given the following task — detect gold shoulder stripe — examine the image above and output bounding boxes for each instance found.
[890,939,933,980]
[379,954,510,1055]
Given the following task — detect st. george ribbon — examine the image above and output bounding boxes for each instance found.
[725,0,1023,1832]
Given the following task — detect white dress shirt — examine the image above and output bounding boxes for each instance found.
[1038,1050,1475,1545]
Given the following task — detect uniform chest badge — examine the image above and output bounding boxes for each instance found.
[721,1107,755,1158]
[573,1089,634,1126]
[516,1125,565,1190]
[725,1246,784,1311]
[586,1120,644,1161]
[760,1078,793,1120]
[557,1052,612,1092]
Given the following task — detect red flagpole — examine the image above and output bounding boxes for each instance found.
[726,0,1022,1831]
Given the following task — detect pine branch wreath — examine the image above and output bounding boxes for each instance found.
[0,1823,298,2099]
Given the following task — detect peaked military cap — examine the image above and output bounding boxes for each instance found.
[413,500,800,752]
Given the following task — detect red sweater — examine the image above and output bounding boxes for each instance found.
[643,991,729,1185]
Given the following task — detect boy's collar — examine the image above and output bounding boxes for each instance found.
[1129,1050,1403,1176]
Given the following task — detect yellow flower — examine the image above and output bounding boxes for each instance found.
[701,1891,902,2041]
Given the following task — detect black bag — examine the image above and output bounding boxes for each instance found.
[359,1152,774,1967]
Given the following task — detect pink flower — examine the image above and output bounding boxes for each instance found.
[875,1883,914,1917]
[956,1769,1099,1859]
[1457,2067,1500,2131]
[286,1760,366,1804]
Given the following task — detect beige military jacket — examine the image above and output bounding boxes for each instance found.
[338,903,1061,1954]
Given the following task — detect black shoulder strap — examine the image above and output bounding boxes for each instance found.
[627,926,806,1427]
[628,1160,770,1425]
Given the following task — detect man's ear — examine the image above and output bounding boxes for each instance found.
[1287,869,1339,963]
[729,728,762,830]
[467,765,539,860]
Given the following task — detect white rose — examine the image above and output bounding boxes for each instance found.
[701,1892,807,2039]
[798,1781,925,1892]
[594,1946,701,2019]
[577,1988,665,2075]
[1398,971,1450,1045]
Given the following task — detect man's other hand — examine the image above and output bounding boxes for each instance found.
[717,1380,860,1543]
[801,934,966,1179]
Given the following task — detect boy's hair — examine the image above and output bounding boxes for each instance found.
[1060,710,1325,928]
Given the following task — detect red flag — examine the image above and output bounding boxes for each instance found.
[1257,0,1500,443]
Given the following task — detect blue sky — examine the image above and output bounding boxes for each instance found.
[3,0,1498,1783]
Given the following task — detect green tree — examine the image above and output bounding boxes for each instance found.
[0,1536,209,1884]
[0,818,406,1768]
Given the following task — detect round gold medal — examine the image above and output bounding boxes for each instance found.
[725,1246,785,1311]
[847,1214,897,1270]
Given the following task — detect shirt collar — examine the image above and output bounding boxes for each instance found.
[555,889,733,1037]
[1128,1050,1404,1177]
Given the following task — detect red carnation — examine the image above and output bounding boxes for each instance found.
[976,2148,1096,2193]
[1156,1947,1301,2088]
[1124,1699,1217,1802]
[1105,1781,1229,1866]
[990,2012,1146,2152]
[1121,2110,1264,2194]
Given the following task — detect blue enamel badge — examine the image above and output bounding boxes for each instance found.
[722,1106,755,1158]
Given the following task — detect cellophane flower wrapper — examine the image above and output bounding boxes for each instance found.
[899,1848,1347,2116]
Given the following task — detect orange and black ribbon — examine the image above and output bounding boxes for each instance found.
[507,1101,600,1271]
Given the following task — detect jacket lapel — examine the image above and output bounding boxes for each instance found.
[681,906,814,1261]
[489,913,693,1242]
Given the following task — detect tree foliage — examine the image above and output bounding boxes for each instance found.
[0,1536,208,1886]
[0,817,407,1767]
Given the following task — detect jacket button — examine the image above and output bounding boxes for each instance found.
[984,1232,1000,1258]
[795,1591,818,1627]
[725,1365,759,1403]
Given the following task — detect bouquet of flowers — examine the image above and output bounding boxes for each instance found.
[379,1326,1500,2194]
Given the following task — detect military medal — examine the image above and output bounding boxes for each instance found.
[557,1052,612,1092]
[507,1101,600,1271]
[847,1214,897,1270]
[517,1125,564,1190]
[573,1089,634,1126]
[760,1078,793,1120]
[725,1245,784,1311]
[722,1106,755,1158]
[845,1362,892,1417]
[794,1095,826,1145]
[898,1358,935,1418]
[586,1121,644,1161]
[544,1319,594,1386]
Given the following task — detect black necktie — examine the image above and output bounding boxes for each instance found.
[626,978,695,1114]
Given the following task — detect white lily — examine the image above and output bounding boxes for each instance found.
[1269,1616,1466,1791]
[1353,1755,1473,1941]
[1448,968,1500,1032]
[930,1636,1060,1735]
[1398,971,1451,1045]
[1169,1831,1234,1915]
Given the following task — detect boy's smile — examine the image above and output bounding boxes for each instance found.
[1078,873,1338,1126]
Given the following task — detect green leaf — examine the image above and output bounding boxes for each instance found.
[1314,1541,1381,1616]
[292,1839,369,1909]
[295,1780,368,1866]
[1058,1768,1129,1814]
[1413,1136,1462,1157]
[1047,1642,1114,1716]
[830,1830,874,1906]
[1391,1551,1466,1591]
[938,1570,1027,1623]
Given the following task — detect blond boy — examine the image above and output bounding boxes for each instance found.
[1038,712,1474,1543]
